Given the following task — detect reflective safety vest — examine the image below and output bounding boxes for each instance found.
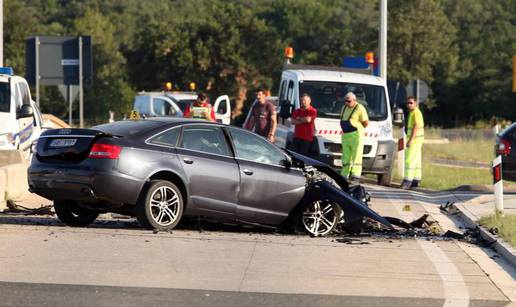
[407,107,424,139]
[191,106,212,120]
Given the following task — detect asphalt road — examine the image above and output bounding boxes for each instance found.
[0,185,514,307]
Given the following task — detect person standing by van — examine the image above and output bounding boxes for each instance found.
[290,93,317,156]
[183,93,216,122]
[244,88,277,143]
[401,96,424,189]
[340,92,369,181]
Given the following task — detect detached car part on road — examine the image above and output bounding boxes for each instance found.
[28,118,391,236]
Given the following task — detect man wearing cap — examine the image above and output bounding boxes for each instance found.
[290,93,317,156]
[401,96,424,189]
[340,92,369,181]
[183,93,216,122]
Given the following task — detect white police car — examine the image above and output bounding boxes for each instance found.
[0,67,43,158]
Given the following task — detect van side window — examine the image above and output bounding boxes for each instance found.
[279,80,287,101]
[19,83,31,105]
[14,85,22,109]
[287,81,295,103]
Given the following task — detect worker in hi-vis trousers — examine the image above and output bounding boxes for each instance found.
[339,92,369,182]
[401,96,425,189]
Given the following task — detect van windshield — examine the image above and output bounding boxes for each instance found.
[299,81,388,120]
[0,82,10,112]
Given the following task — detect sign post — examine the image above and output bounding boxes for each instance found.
[25,36,92,127]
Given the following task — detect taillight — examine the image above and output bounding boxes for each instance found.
[88,143,122,159]
[496,139,511,156]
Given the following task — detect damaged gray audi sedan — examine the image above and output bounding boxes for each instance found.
[28,118,391,236]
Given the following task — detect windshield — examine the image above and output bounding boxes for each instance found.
[0,82,10,112]
[299,81,388,120]
[175,99,196,112]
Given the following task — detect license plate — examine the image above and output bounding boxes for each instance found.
[333,159,342,167]
[49,138,77,148]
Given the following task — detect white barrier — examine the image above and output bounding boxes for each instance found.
[0,150,29,210]
[492,155,504,213]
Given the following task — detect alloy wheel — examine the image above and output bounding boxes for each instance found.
[302,200,340,236]
[149,186,180,226]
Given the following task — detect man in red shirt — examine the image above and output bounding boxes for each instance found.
[290,93,317,156]
[183,93,216,122]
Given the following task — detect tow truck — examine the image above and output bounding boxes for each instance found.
[275,49,400,186]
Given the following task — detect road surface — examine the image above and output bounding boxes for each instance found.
[0,185,514,306]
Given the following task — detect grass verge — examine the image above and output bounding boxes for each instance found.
[479,213,516,248]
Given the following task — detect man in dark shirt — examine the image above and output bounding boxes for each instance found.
[244,88,277,143]
[290,93,317,156]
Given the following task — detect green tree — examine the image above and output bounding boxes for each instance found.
[388,0,458,86]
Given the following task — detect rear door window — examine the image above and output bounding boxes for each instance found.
[180,126,230,156]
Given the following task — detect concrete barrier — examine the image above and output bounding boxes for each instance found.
[0,150,29,211]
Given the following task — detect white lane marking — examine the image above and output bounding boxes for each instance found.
[375,185,470,307]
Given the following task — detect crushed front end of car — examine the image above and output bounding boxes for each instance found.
[286,151,393,236]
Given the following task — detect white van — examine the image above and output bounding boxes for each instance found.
[133,91,231,124]
[275,65,396,185]
[0,67,43,157]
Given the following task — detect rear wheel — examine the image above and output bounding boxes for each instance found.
[54,201,99,227]
[135,180,184,231]
[301,200,342,236]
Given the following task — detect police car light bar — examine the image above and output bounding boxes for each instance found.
[0,67,14,75]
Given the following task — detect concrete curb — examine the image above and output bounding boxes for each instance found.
[455,203,516,268]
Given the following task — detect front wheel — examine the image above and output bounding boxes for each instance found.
[54,201,99,227]
[301,200,342,236]
[135,180,184,231]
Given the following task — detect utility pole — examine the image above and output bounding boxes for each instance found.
[0,0,3,66]
[379,0,387,79]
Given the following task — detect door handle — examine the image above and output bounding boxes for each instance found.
[183,158,194,164]
[242,169,253,175]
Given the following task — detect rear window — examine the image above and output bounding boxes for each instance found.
[0,82,10,112]
[93,120,163,137]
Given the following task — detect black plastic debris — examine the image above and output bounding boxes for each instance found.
[440,201,459,215]
[443,230,466,239]
[3,200,53,216]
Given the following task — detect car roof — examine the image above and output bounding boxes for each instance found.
[136,91,198,100]
[284,69,385,86]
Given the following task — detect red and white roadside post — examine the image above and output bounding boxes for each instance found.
[493,155,504,214]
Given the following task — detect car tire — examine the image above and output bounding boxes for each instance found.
[54,201,99,227]
[135,180,184,231]
[300,200,342,236]
[377,168,393,186]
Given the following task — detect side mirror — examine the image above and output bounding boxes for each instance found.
[282,156,292,169]
[393,108,404,127]
[17,104,34,119]
[279,100,293,119]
